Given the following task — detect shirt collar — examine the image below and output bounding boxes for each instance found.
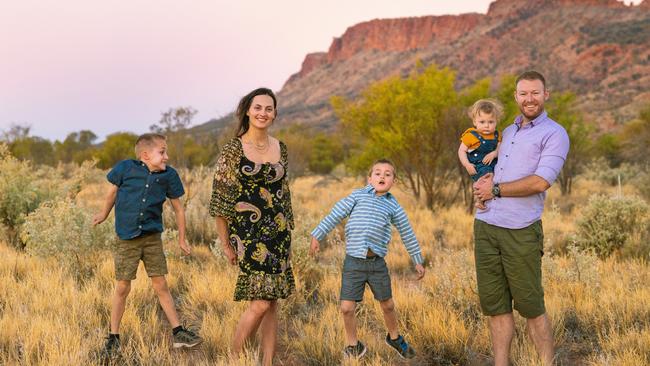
[514,110,548,130]
[364,184,393,199]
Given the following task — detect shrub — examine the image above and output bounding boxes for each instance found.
[573,194,649,259]
[20,198,115,278]
[0,144,49,245]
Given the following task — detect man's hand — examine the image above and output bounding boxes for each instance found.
[464,164,478,176]
[415,264,426,280]
[309,236,320,257]
[473,173,494,202]
[482,151,497,165]
[179,238,191,256]
[92,212,107,226]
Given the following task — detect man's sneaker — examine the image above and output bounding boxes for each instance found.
[385,334,416,359]
[172,328,203,349]
[101,335,120,359]
[343,341,367,358]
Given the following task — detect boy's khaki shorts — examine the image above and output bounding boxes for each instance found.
[473,219,545,319]
[113,232,167,281]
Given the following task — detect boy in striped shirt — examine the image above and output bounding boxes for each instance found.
[310,159,425,359]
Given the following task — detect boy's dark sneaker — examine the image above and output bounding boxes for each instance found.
[343,341,367,358]
[172,328,202,349]
[385,334,416,359]
[101,335,120,359]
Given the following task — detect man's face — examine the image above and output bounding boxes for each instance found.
[514,79,548,122]
[367,163,395,195]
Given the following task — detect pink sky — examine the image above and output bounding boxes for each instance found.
[0,0,639,141]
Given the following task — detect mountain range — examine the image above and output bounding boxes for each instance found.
[194,0,650,135]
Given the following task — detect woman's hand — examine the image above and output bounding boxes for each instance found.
[224,245,237,266]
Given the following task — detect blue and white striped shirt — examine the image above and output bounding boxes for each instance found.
[311,185,423,265]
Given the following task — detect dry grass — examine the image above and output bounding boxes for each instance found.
[0,174,649,365]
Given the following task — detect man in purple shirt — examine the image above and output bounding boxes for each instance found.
[473,71,570,366]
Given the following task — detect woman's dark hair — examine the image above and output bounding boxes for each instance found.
[235,87,277,137]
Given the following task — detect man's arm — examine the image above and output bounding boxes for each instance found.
[474,173,549,201]
[92,184,118,226]
[474,127,569,201]
[169,197,190,255]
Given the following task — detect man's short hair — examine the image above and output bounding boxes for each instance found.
[368,158,396,178]
[135,133,166,158]
[515,70,546,89]
[468,99,504,121]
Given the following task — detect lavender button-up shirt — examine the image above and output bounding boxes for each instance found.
[475,111,570,229]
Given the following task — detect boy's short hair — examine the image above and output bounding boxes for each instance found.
[516,70,547,89]
[468,99,504,121]
[135,133,166,158]
[368,158,397,178]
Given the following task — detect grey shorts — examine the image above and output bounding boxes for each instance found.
[340,254,392,302]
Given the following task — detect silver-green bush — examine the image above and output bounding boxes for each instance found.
[573,194,649,258]
[20,198,115,276]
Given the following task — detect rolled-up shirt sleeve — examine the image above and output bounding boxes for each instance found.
[534,128,570,185]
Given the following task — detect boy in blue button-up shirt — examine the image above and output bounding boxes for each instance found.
[93,133,201,357]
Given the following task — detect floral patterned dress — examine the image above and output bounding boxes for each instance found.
[209,138,295,301]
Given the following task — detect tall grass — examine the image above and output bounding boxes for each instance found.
[0,173,649,365]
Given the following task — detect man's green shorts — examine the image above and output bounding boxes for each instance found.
[113,232,167,281]
[473,219,545,319]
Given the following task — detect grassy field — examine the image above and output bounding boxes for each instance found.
[0,171,649,365]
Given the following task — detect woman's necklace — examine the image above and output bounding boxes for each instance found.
[243,135,270,153]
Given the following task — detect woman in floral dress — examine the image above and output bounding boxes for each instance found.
[209,87,294,366]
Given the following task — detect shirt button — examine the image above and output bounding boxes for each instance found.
[511,141,514,144]
[145,184,149,188]
[140,212,143,216]
[506,155,509,157]
[142,199,146,202]
[138,225,142,229]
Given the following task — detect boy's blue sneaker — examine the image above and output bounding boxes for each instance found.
[343,341,367,358]
[385,334,416,359]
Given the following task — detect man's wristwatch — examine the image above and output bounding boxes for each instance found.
[492,183,501,198]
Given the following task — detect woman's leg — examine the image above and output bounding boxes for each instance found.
[232,300,271,354]
[259,300,278,366]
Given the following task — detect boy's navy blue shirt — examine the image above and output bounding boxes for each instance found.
[107,159,185,240]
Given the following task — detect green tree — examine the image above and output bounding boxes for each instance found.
[619,104,650,165]
[150,106,197,168]
[546,92,592,195]
[308,133,344,175]
[2,124,55,165]
[54,130,97,163]
[94,132,138,169]
[332,64,464,209]
[593,133,622,167]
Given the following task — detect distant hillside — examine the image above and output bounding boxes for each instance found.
[197,0,650,135]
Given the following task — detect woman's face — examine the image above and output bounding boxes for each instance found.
[246,94,276,130]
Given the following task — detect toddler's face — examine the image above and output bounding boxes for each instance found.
[142,139,168,172]
[472,111,497,135]
[367,163,395,195]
